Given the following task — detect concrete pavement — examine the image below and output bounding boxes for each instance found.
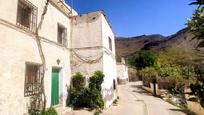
[66,82,187,115]
[102,82,146,115]
[128,82,187,115]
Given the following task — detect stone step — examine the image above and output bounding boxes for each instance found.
[54,104,72,115]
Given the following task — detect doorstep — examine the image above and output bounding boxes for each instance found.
[54,104,72,115]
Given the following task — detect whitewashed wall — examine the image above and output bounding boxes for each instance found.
[71,11,117,108]
[0,0,73,114]
[101,14,117,108]
[117,64,129,80]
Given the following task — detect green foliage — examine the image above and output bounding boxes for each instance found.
[155,48,196,94]
[40,107,57,115]
[189,0,204,5]
[181,2,204,106]
[135,48,197,95]
[137,67,158,87]
[70,88,90,108]
[89,71,104,91]
[128,50,157,70]
[94,109,101,115]
[72,72,86,90]
[88,89,104,109]
[156,66,182,78]
[190,83,204,107]
[88,71,104,109]
[28,93,43,115]
[156,48,196,67]
[69,71,104,110]
[188,0,204,47]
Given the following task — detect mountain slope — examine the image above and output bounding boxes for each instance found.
[116,28,203,57]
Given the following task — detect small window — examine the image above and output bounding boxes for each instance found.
[17,0,37,32]
[113,79,116,90]
[109,37,112,51]
[58,23,67,46]
[24,64,41,97]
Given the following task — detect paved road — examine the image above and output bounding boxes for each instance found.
[102,82,145,115]
[127,82,187,115]
[66,82,187,115]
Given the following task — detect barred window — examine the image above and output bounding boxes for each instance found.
[17,0,37,32]
[58,23,67,46]
[24,64,41,97]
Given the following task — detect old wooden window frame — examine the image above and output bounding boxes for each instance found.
[17,0,37,33]
[57,23,67,46]
[24,63,41,97]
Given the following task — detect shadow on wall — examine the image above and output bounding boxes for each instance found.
[102,86,115,106]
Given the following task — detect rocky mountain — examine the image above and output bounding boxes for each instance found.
[115,28,204,61]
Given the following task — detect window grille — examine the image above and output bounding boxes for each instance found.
[17,0,37,33]
[24,64,41,97]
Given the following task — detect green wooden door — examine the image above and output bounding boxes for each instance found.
[51,69,59,106]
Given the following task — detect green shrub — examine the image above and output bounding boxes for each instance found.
[88,89,104,109]
[89,71,104,91]
[88,71,104,109]
[69,71,104,110]
[128,50,157,70]
[40,107,57,115]
[94,109,101,115]
[138,67,158,87]
[70,72,88,108]
[72,72,85,90]
[190,83,204,108]
[70,87,90,108]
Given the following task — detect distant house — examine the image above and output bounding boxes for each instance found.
[0,0,77,114]
[70,11,118,108]
[0,0,117,114]
[117,57,129,84]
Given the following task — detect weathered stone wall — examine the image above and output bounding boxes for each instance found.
[71,11,117,108]
[71,12,103,48]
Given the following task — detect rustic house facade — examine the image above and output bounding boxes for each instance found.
[0,0,78,114]
[70,11,118,108]
[0,0,117,114]
[117,57,129,84]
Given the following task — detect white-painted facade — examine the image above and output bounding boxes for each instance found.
[0,0,117,114]
[117,57,129,84]
[0,0,77,114]
[71,11,117,108]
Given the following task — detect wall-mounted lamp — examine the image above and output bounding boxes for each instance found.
[57,59,60,65]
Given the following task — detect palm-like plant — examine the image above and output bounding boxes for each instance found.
[190,0,204,5]
[188,0,204,47]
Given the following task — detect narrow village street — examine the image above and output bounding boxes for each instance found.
[67,81,188,115]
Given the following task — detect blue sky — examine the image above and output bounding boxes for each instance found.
[65,0,196,37]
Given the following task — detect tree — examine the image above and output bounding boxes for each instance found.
[128,50,157,70]
[188,0,204,108]
[189,0,204,6]
[188,0,204,47]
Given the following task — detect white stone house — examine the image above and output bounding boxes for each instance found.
[0,0,77,114]
[116,57,129,84]
[70,11,117,108]
[0,0,117,114]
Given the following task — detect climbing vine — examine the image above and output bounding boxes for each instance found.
[29,0,50,114]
